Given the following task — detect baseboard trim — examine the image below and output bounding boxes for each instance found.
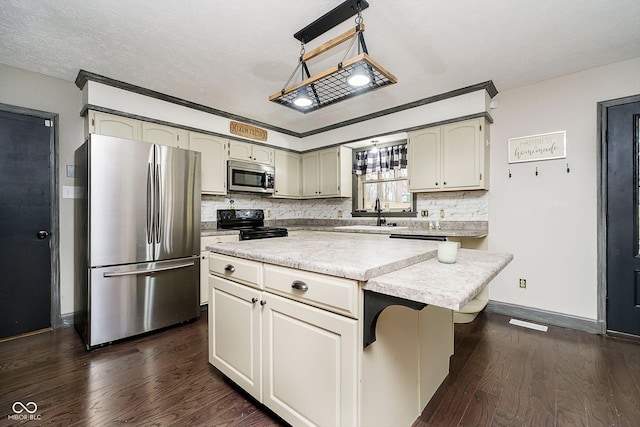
[485,300,599,334]
[60,312,74,328]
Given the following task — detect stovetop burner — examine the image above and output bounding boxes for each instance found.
[217,209,288,240]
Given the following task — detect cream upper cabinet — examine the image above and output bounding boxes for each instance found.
[228,140,274,166]
[87,111,142,140]
[188,132,227,195]
[273,150,301,198]
[302,151,320,197]
[142,122,188,148]
[302,146,352,198]
[407,127,441,191]
[408,118,489,192]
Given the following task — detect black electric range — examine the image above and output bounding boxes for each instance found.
[217,209,288,240]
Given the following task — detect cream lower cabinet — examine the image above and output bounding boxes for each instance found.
[209,253,453,427]
[262,292,357,427]
[209,255,357,426]
[200,235,238,305]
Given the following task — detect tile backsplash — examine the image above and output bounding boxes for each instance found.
[202,191,488,222]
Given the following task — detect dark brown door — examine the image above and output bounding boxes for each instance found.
[606,99,640,336]
[0,108,53,338]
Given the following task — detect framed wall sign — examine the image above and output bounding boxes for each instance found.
[508,131,566,163]
[230,121,268,142]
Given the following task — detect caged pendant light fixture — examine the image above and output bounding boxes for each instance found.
[269,0,397,113]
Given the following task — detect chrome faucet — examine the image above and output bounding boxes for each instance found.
[374,197,382,226]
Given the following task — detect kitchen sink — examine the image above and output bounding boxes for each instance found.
[334,225,409,231]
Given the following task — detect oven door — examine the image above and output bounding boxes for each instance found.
[228,160,274,193]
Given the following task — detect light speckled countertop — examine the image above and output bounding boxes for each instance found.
[208,233,439,281]
[207,232,512,311]
[364,249,513,311]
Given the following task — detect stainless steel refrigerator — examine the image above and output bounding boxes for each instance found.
[74,134,201,349]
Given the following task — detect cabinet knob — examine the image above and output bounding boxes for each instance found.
[224,264,236,273]
[443,181,447,186]
[435,182,438,186]
[291,280,309,291]
[260,300,267,306]
[251,297,258,304]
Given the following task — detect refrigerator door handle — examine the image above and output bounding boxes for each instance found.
[102,261,196,278]
[146,163,153,244]
[155,163,161,244]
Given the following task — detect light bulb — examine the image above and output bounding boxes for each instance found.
[293,88,312,108]
[347,65,371,87]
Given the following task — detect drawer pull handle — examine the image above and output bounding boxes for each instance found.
[251,297,258,304]
[224,264,236,273]
[291,280,309,291]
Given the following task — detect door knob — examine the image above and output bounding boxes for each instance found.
[37,230,49,239]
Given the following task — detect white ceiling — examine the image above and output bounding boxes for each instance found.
[1,0,639,135]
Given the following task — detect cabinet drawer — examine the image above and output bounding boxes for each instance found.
[264,264,359,318]
[201,234,238,251]
[210,253,262,289]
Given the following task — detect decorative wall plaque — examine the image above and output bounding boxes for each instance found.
[508,131,566,163]
[230,121,268,142]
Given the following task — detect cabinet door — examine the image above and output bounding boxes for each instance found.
[274,150,301,198]
[188,132,227,194]
[442,120,480,189]
[209,276,262,400]
[252,145,275,166]
[200,251,209,305]
[301,152,320,197]
[408,128,441,191]
[142,122,187,148]
[262,292,358,427]
[89,111,142,140]
[318,148,340,197]
[228,140,253,162]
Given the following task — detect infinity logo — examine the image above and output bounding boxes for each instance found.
[12,401,38,414]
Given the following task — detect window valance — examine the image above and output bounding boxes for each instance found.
[353,144,407,175]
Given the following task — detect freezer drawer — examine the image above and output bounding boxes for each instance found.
[83,257,200,349]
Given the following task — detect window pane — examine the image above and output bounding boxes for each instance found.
[362,179,411,211]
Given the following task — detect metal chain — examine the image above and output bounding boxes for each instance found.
[355,6,363,25]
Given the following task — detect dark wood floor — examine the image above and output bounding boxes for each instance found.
[1,310,639,427]
[415,312,640,427]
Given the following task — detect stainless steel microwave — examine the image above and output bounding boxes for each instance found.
[228,160,275,194]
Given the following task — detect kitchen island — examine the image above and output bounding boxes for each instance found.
[207,232,511,427]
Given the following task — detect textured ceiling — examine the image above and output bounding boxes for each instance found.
[1,0,639,134]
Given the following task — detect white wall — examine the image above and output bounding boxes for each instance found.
[0,63,84,315]
[86,81,301,150]
[488,58,640,320]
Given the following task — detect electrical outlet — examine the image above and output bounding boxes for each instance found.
[439,209,445,218]
[519,278,526,288]
[267,210,271,218]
